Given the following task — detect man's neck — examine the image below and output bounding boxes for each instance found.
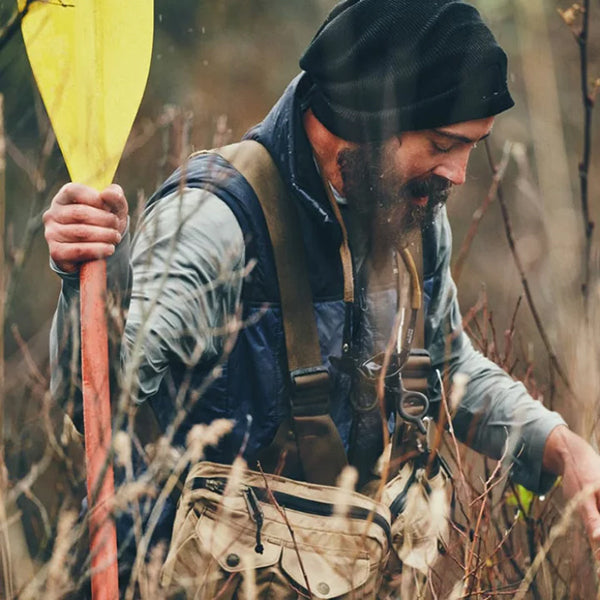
[303,109,400,273]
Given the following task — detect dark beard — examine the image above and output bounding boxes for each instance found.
[337,144,451,249]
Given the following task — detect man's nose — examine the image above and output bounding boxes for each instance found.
[433,149,470,186]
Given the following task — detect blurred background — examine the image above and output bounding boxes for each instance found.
[0,0,598,597]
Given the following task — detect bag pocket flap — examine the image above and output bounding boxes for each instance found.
[280,545,370,599]
[195,511,281,572]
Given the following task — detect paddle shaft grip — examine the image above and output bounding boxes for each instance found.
[80,260,119,600]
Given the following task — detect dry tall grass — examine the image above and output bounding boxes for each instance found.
[0,0,598,598]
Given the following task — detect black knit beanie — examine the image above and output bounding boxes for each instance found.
[299,0,514,142]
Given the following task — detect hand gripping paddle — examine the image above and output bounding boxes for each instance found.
[20,2,153,597]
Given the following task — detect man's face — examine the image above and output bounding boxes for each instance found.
[337,117,495,249]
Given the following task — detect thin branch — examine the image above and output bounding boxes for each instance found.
[557,2,596,305]
[11,324,47,387]
[0,91,12,600]
[464,441,510,593]
[576,0,595,303]
[513,481,600,600]
[256,462,313,599]
[502,296,522,368]
[484,139,574,395]
[453,141,512,285]
[0,0,40,54]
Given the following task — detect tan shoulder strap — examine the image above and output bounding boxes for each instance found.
[213,141,348,485]
[410,230,425,348]
[388,229,432,477]
[400,231,429,393]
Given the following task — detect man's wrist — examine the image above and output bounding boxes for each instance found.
[542,424,573,476]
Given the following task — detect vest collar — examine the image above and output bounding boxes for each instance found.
[244,73,343,248]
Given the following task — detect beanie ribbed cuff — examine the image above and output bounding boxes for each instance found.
[308,75,514,142]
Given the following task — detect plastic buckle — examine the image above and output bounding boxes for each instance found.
[289,366,331,417]
[401,349,431,396]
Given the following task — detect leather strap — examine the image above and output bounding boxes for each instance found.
[408,233,425,348]
[388,230,431,479]
[213,141,348,485]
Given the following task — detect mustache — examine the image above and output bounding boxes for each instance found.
[403,175,451,200]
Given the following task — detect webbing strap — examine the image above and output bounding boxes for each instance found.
[388,231,430,478]
[410,233,425,349]
[321,181,354,303]
[214,141,348,485]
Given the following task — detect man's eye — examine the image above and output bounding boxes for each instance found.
[432,141,452,154]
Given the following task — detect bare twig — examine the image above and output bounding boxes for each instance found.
[502,296,522,368]
[453,141,512,285]
[513,482,600,600]
[484,139,574,395]
[577,0,595,306]
[436,370,466,489]
[256,462,313,599]
[11,324,47,388]
[488,312,499,364]
[7,446,54,505]
[464,442,509,593]
[0,91,13,600]
[0,0,41,54]
[558,1,596,304]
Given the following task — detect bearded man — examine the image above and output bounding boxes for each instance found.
[43,0,600,597]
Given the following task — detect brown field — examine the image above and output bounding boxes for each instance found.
[0,0,598,597]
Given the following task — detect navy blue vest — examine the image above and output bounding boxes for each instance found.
[144,74,436,475]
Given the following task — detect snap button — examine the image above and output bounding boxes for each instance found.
[317,581,330,595]
[226,553,240,567]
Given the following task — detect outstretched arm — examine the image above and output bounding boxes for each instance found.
[425,208,565,493]
[543,425,600,544]
[425,208,600,546]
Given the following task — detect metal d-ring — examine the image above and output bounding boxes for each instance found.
[397,389,429,434]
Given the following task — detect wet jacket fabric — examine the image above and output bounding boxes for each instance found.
[50,74,565,501]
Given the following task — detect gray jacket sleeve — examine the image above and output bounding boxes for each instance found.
[49,219,133,425]
[49,188,245,428]
[123,188,245,404]
[425,207,566,494]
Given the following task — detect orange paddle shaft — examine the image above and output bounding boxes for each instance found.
[81,260,118,600]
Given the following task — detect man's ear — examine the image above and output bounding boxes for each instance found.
[303,109,354,193]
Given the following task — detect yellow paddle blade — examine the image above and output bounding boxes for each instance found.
[20,0,153,190]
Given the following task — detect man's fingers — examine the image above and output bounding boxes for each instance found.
[48,241,116,272]
[45,222,122,246]
[50,183,128,228]
[44,182,129,272]
[99,184,128,234]
[579,496,600,543]
[45,203,121,229]
[53,183,106,209]
[99,184,126,211]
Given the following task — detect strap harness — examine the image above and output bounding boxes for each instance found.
[213,140,431,486]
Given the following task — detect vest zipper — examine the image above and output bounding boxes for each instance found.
[192,476,391,546]
[244,486,265,554]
